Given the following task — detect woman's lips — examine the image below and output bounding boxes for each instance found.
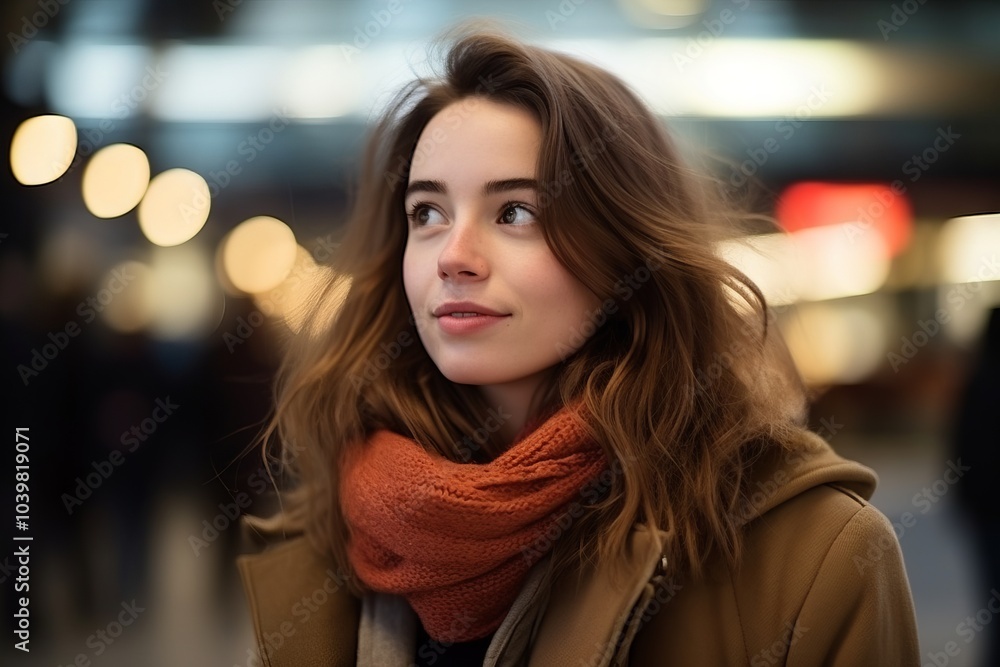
[436,312,511,334]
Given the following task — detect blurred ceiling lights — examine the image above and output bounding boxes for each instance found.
[12,37,989,121]
[616,0,712,29]
[719,222,892,305]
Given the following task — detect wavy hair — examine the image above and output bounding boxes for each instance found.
[257,21,810,592]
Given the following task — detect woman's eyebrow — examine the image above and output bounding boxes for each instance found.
[482,178,539,195]
[404,179,445,198]
[404,178,539,199]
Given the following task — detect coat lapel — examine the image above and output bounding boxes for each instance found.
[527,525,671,667]
[236,536,358,667]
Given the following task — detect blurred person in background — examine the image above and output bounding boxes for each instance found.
[953,306,1000,667]
[237,22,920,666]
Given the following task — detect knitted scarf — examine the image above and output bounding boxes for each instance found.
[339,403,608,643]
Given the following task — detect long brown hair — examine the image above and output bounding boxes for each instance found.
[258,21,810,592]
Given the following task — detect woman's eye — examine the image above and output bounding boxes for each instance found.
[500,204,536,226]
[406,204,444,227]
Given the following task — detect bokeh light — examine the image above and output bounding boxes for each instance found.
[938,213,1000,284]
[251,244,351,334]
[10,114,77,185]
[137,168,211,246]
[99,260,153,333]
[82,144,151,218]
[146,244,225,340]
[719,223,891,305]
[221,215,297,294]
[782,299,891,386]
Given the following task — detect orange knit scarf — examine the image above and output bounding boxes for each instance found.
[339,403,608,643]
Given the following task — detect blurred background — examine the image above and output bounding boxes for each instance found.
[1,0,999,665]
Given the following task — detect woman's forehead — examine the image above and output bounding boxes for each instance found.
[407,99,542,189]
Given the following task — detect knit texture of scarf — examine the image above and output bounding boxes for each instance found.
[339,403,608,643]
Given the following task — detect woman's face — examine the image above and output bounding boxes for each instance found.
[402,97,601,395]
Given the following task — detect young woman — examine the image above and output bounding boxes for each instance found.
[237,24,920,666]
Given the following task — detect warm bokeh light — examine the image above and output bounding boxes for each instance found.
[652,39,885,117]
[618,0,711,28]
[794,224,891,301]
[146,244,225,340]
[719,223,891,304]
[936,214,1000,346]
[99,260,153,333]
[777,181,913,256]
[249,245,316,319]
[137,168,211,246]
[221,216,297,294]
[938,213,1000,284]
[82,144,151,218]
[10,114,77,185]
[252,245,351,334]
[782,300,890,386]
[718,232,798,306]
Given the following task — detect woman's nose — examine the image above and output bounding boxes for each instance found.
[437,213,489,282]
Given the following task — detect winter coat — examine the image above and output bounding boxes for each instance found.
[236,429,920,665]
